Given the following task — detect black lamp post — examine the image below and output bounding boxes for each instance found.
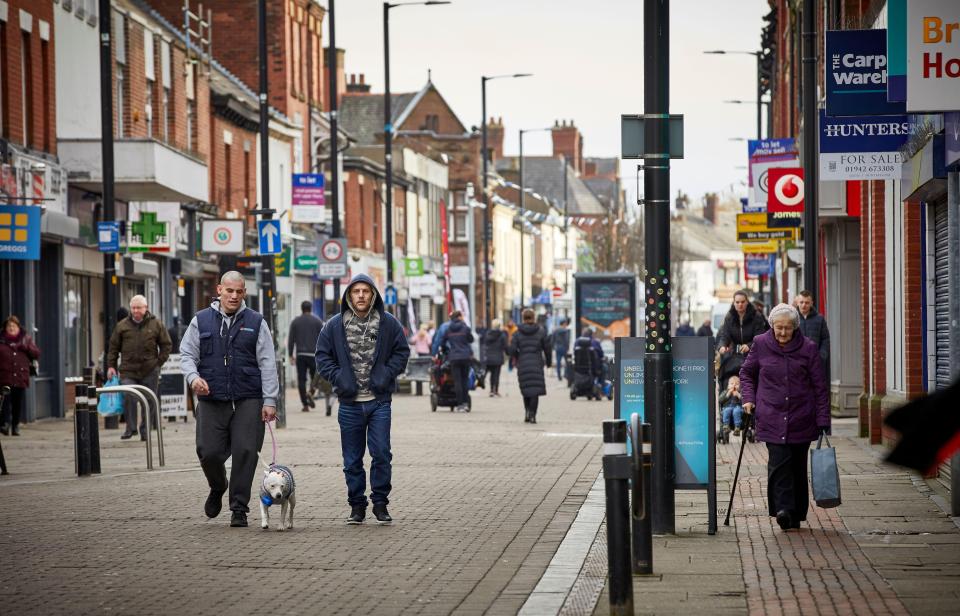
[383,1,451,290]
[704,50,763,140]
[481,72,532,327]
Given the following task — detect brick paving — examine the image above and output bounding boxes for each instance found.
[0,372,607,616]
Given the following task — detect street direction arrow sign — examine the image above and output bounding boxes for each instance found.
[258,220,281,255]
[384,285,398,306]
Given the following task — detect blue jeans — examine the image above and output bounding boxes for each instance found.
[555,349,565,379]
[338,399,392,508]
[722,404,744,429]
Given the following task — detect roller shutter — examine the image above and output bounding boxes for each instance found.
[932,201,951,488]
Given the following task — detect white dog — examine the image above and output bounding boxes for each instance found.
[259,463,296,531]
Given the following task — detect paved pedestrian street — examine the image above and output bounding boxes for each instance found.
[2,373,959,615]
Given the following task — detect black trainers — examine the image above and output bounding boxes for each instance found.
[230,511,248,527]
[204,489,225,518]
[372,504,392,525]
[120,431,135,440]
[776,510,793,530]
[347,506,366,525]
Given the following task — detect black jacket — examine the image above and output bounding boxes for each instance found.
[314,274,410,402]
[288,313,324,357]
[716,302,769,350]
[480,329,508,366]
[799,307,830,375]
[696,323,714,337]
[509,323,552,397]
[443,319,474,361]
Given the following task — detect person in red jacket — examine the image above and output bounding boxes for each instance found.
[739,303,830,531]
[0,315,40,436]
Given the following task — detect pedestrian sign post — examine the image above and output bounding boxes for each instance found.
[384,285,398,306]
[318,238,348,278]
[97,221,121,253]
[258,220,281,255]
[0,204,41,261]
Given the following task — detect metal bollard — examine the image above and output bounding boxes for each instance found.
[87,381,101,474]
[75,384,91,476]
[630,415,653,575]
[603,419,634,615]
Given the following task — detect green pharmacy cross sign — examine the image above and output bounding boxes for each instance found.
[128,212,171,253]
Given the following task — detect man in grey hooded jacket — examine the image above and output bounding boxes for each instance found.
[180,271,279,528]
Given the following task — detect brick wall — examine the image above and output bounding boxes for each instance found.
[902,202,923,399]
[869,180,886,444]
[0,0,56,155]
[209,116,257,217]
[551,121,582,174]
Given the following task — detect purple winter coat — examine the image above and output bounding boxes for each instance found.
[739,329,830,444]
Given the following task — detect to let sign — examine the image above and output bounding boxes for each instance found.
[291,174,325,223]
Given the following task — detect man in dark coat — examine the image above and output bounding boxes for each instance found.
[696,319,713,337]
[436,310,474,412]
[107,295,173,441]
[480,319,508,396]
[552,319,571,380]
[675,319,696,336]
[509,309,552,424]
[288,300,325,413]
[315,274,410,525]
[795,290,830,383]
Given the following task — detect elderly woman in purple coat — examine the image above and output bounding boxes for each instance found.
[740,303,831,530]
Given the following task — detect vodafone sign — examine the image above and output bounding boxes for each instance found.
[767,168,804,213]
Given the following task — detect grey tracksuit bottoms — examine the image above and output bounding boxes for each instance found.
[195,398,265,513]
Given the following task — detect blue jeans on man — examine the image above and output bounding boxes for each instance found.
[722,404,744,429]
[555,348,566,380]
[338,399,392,507]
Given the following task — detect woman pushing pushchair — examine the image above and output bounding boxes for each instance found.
[715,290,768,439]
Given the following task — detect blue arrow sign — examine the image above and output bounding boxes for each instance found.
[258,220,281,255]
[384,285,398,306]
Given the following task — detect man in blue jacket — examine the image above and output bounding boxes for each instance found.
[315,274,410,525]
[435,310,474,412]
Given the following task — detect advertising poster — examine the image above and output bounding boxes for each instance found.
[614,337,715,488]
[826,29,905,116]
[819,110,911,180]
[291,173,325,223]
[747,139,799,209]
[577,280,633,353]
[159,354,187,418]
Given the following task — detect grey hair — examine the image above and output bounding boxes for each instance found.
[768,303,799,328]
[220,270,246,286]
[129,294,147,307]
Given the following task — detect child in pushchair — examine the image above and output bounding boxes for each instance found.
[717,374,754,444]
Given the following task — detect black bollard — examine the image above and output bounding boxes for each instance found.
[75,384,91,476]
[87,381,101,474]
[603,419,634,615]
[631,416,653,575]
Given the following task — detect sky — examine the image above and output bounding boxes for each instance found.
[332,0,769,206]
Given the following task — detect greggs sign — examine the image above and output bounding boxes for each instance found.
[907,0,960,112]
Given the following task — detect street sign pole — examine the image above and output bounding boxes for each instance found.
[99,0,119,384]
[644,0,675,534]
[257,0,283,428]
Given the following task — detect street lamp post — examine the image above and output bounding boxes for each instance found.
[518,127,551,310]
[384,1,450,291]
[481,73,531,327]
[704,50,763,140]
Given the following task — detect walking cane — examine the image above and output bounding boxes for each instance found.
[0,385,10,475]
[723,411,751,526]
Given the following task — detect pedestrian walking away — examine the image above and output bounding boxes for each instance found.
[552,318,571,380]
[0,315,40,436]
[481,319,508,397]
[675,319,696,337]
[288,300,325,413]
[410,324,433,357]
[696,318,713,338]
[716,289,770,387]
[315,274,410,525]
[107,296,172,441]
[739,303,830,531]
[435,310,473,412]
[509,309,552,424]
[179,271,279,528]
[794,290,831,384]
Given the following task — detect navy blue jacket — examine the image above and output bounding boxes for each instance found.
[441,319,474,361]
[196,306,263,401]
[314,274,410,402]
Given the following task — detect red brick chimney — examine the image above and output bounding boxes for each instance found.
[551,119,583,175]
[323,47,347,109]
[345,73,371,95]
[703,192,720,224]
[486,116,504,162]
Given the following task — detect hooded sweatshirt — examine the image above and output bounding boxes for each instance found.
[314,274,410,403]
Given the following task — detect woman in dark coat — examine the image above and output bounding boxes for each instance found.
[0,315,41,436]
[509,309,552,424]
[481,318,508,397]
[739,303,830,531]
[717,290,769,385]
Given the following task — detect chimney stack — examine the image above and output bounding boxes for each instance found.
[345,73,371,94]
[551,119,584,175]
[487,117,505,162]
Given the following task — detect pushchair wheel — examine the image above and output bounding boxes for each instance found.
[569,391,576,400]
[430,393,438,412]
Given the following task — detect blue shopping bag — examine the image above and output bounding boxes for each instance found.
[96,376,124,416]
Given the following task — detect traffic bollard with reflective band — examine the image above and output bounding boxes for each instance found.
[630,415,653,575]
[87,381,101,474]
[75,384,91,477]
[602,419,634,615]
